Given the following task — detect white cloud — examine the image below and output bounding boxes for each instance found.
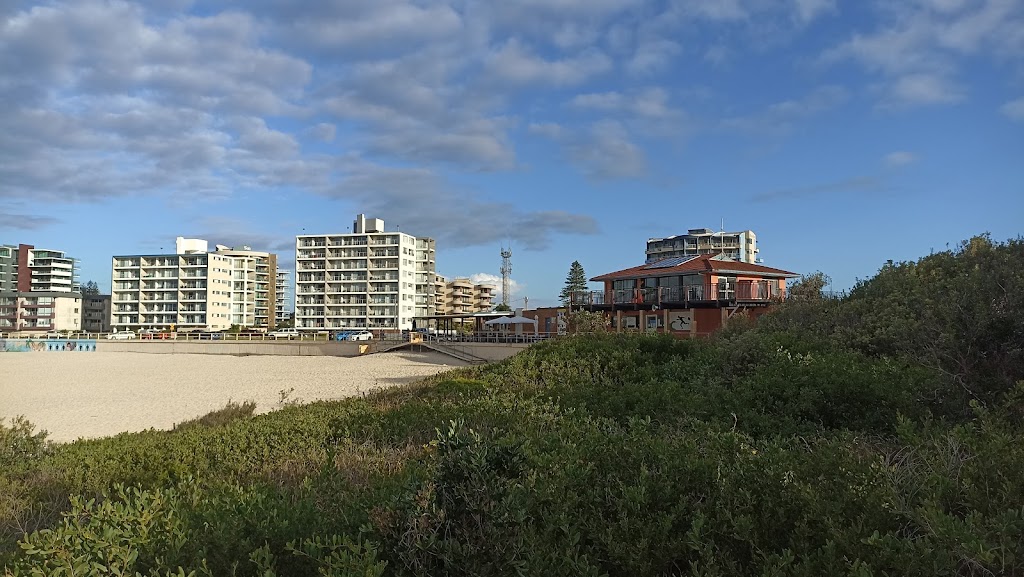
[721,85,848,133]
[468,272,523,303]
[792,0,836,25]
[823,0,1023,107]
[884,151,917,167]
[528,122,565,139]
[570,87,680,120]
[887,73,965,106]
[486,39,612,87]
[1001,97,1024,121]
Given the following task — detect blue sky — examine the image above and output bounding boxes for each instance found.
[1,0,1021,308]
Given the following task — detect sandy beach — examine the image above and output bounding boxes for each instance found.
[0,351,465,442]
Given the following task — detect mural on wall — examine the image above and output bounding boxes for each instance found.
[669,312,693,332]
[0,339,98,352]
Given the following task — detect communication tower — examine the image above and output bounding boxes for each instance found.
[500,246,512,307]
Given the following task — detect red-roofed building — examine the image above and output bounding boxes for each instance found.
[540,253,799,336]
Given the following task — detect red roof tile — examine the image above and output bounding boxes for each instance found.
[591,254,797,282]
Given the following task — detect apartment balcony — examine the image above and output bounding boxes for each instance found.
[570,281,780,308]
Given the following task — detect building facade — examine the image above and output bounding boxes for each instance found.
[294,214,436,332]
[1,244,80,293]
[110,238,278,332]
[275,270,291,325]
[646,228,758,264]
[1,244,83,334]
[81,294,112,333]
[433,275,498,315]
[563,253,797,337]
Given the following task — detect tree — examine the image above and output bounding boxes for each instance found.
[82,281,100,295]
[559,261,588,307]
[494,303,511,312]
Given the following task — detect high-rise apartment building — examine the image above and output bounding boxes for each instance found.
[110,238,278,332]
[0,244,79,293]
[294,214,436,332]
[275,270,291,325]
[645,228,759,264]
[433,275,498,315]
[1,243,82,333]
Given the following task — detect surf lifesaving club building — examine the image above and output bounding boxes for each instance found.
[525,254,799,337]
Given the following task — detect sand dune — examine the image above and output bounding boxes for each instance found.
[0,351,464,442]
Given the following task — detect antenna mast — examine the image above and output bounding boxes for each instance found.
[500,246,512,307]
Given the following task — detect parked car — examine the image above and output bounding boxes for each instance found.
[106,331,137,340]
[268,328,301,339]
[345,330,374,341]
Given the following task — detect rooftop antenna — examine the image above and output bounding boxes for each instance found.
[500,245,512,307]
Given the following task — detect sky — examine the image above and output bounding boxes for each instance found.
[1,0,1022,308]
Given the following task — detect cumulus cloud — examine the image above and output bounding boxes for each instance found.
[822,0,1023,106]
[486,39,613,87]
[570,87,681,120]
[532,119,647,180]
[468,272,523,303]
[321,160,599,250]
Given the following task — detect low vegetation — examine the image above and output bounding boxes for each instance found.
[2,235,1022,576]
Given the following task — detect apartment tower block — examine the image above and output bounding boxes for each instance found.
[294,214,436,332]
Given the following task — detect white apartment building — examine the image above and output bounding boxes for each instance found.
[295,214,436,332]
[110,238,278,332]
[275,270,291,325]
[646,228,759,264]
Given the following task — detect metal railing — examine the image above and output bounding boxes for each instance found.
[571,281,781,307]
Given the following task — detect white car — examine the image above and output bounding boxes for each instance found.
[346,330,374,341]
[106,331,137,340]
[268,328,301,339]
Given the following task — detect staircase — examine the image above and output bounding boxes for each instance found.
[369,339,489,364]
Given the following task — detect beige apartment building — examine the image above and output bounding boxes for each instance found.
[110,238,277,332]
[646,228,759,264]
[295,214,436,332]
[433,275,498,315]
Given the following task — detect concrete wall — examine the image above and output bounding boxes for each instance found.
[99,340,363,357]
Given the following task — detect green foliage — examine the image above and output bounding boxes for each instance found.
[173,401,257,431]
[3,235,1023,575]
[81,281,100,296]
[565,310,609,334]
[0,417,49,470]
[764,234,1024,411]
[493,303,511,312]
[559,260,588,306]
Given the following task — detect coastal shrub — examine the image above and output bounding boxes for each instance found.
[173,400,257,431]
[0,417,49,470]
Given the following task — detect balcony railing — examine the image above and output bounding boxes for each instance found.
[571,281,781,307]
